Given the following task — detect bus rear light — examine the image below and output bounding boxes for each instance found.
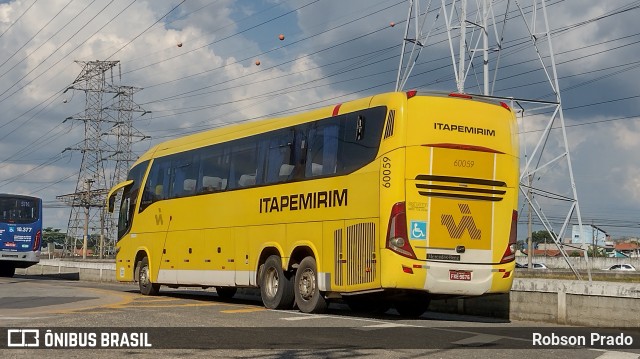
[406,90,417,99]
[386,202,417,259]
[424,143,504,154]
[33,230,41,251]
[449,92,472,99]
[402,265,414,274]
[500,210,518,263]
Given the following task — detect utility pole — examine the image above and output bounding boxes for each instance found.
[82,179,93,259]
[527,174,533,268]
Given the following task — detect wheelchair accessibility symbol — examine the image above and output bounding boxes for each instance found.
[410,220,427,240]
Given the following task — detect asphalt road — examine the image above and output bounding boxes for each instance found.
[1,274,638,358]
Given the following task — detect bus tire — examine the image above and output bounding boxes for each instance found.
[260,255,294,309]
[0,266,15,277]
[138,257,160,296]
[215,286,237,299]
[345,296,391,314]
[294,256,327,313]
[393,295,430,318]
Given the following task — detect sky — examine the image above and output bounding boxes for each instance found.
[0,0,638,241]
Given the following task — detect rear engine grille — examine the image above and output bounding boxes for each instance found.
[334,222,377,286]
[415,174,506,202]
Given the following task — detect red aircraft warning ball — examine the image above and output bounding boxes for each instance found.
[255,60,261,66]
[278,34,285,41]
[390,22,395,27]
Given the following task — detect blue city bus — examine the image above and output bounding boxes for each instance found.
[0,194,42,277]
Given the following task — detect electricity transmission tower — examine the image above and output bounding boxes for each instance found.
[109,86,149,188]
[396,0,589,280]
[102,85,149,253]
[57,61,147,259]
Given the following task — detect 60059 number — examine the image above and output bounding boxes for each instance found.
[382,156,391,188]
[453,159,474,168]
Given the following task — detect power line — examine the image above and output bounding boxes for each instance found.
[0,0,75,72]
[105,0,185,61]
[0,0,38,40]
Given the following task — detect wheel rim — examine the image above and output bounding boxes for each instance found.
[298,268,315,301]
[140,265,150,287]
[265,267,278,298]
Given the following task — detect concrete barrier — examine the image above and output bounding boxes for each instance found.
[16,259,116,282]
[15,259,640,326]
[430,278,640,327]
[510,278,640,327]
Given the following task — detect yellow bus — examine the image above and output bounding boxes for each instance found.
[107,90,519,317]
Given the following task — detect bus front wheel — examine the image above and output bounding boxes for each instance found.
[294,256,327,313]
[260,255,294,309]
[138,257,160,296]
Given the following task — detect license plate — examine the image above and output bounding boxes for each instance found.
[449,270,471,281]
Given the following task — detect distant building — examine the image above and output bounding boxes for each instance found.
[615,242,640,258]
[571,224,608,248]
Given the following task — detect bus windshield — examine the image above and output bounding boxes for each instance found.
[0,197,39,224]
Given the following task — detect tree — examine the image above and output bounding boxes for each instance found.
[531,230,554,244]
[42,227,67,248]
[588,246,605,258]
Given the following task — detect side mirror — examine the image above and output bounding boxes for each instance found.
[106,180,133,213]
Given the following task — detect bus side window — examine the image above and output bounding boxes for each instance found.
[289,125,308,180]
[306,120,339,178]
[337,107,387,174]
[263,129,295,184]
[170,152,199,198]
[118,160,148,238]
[230,140,258,189]
[199,146,230,193]
[140,158,170,212]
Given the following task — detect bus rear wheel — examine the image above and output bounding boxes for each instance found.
[344,296,391,314]
[294,256,327,313]
[0,266,15,277]
[393,295,430,318]
[260,255,294,309]
[138,257,160,296]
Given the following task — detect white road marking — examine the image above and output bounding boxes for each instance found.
[593,351,639,359]
[281,315,326,321]
[452,334,502,346]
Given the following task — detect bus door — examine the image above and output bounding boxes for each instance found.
[141,157,177,284]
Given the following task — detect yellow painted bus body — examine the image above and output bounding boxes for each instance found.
[109,91,518,312]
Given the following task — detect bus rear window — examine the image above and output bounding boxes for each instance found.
[0,198,38,223]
